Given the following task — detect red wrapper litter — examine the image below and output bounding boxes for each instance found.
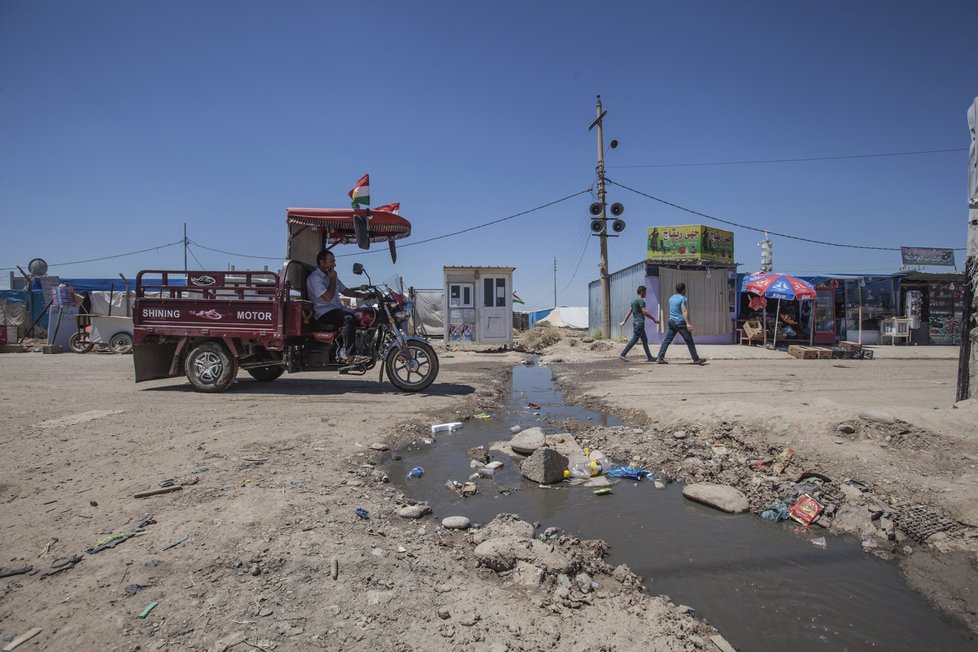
[789,494,824,526]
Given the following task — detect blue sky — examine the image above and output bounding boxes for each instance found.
[1,1,976,309]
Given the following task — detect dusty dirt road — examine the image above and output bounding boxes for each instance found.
[541,333,978,634]
[0,348,718,651]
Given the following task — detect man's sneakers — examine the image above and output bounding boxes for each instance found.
[339,350,372,365]
[656,359,668,364]
[618,354,627,361]
[693,358,708,365]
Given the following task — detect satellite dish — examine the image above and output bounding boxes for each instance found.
[28,258,48,276]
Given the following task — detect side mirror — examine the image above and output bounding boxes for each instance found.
[354,212,370,250]
[353,263,364,275]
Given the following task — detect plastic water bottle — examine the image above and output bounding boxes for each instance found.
[569,463,591,479]
[431,422,463,434]
[407,467,424,479]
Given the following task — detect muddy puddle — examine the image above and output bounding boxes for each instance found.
[387,362,975,651]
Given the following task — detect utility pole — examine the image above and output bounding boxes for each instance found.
[957,97,978,400]
[593,96,611,338]
[553,257,557,307]
[183,223,188,271]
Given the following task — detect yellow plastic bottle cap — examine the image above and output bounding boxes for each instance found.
[563,469,570,479]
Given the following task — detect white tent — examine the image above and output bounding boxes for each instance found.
[537,306,588,329]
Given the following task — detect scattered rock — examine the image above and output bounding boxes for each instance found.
[473,514,535,544]
[673,430,688,439]
[510,427,546,455]
[460,482,478,497]
[858,409,896,424]
[520,447,569,485]
[837,423,856,434]
[442,516,471,530]
[710,633,737,652]
[249,563,261,576]
[575,572,592,593]
[474,537,573,574]
[369,443,389,451]
[466,447,490,463]
[682,483,749,513]
[486,461,504,470]
[367,590,395,606]
[437,607,451,620]
[210,632,247,652]
[830,505,875,537]
[513,561,544,586]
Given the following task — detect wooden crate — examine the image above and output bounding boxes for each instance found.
[838,341,862,353]
[788,345,832,360]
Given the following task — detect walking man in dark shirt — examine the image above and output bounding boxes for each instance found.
[618,285,659,361]
[656,282,707,365]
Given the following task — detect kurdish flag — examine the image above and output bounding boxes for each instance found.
[348,174,370,208]
[512,291,525,305]
[374,202,400,214]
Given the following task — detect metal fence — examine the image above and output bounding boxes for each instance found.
[588,260,646,339]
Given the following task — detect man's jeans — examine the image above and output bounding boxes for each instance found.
[621,322,652,360]
[317,308,358,356]
[657,319,700,361]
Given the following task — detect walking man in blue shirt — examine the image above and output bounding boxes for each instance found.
[656,282,707,365]
[618,285,659,361]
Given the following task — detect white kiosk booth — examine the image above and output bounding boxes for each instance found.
[442,266,514,345]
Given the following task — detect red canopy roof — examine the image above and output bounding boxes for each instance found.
[286,208,411,243]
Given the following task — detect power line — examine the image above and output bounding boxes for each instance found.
[187,245,206,270]
[607,178,966,252]
[610,147,968,169]
[0,240,185,272]
[189,189,592,261]
[561,236,592,294]
[343,188,592,255]
[189,240,280,260]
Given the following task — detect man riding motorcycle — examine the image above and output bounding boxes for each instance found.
[306,249,369,364]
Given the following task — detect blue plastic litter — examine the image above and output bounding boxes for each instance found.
[760,503,790,522]
[606,465,646,481]
[407,466,424,479]
[355,508,370,519]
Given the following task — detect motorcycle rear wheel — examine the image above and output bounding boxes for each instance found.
[185,341,238,392]
[385,341,438,392]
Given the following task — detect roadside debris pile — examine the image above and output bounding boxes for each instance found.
[576,421,966,559]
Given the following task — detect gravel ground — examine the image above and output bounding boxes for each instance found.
[0,346,719,651]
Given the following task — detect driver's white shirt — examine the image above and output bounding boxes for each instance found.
[306,268,347,319]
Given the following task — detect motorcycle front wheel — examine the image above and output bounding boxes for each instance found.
[385,341,439,392]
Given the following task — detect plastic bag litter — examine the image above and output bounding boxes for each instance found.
[760,503,790,522]
[605,465,647,481]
